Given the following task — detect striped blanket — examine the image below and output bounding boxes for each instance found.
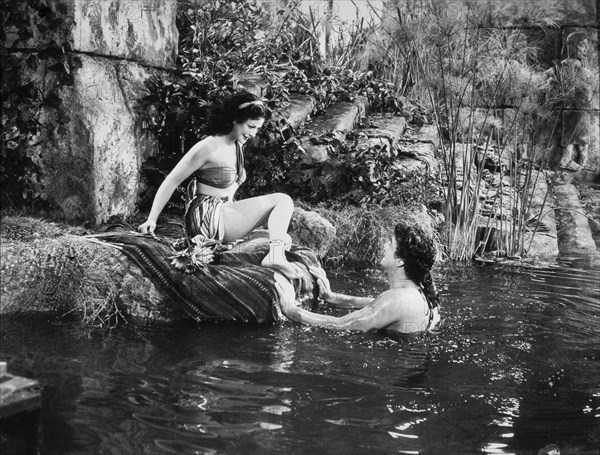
[91,232,319,323]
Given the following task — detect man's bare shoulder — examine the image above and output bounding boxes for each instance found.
[373,287,422,306]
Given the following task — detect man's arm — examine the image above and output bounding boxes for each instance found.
[275,276,397,331]
[325,293,374,309]
[284,296,398,331]
[309,266,373,308]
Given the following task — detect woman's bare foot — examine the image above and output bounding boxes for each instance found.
[262,240,301,280]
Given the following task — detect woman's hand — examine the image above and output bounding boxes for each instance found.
[138,219,157,237]
[308,266,334,302]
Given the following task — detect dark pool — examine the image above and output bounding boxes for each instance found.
[1,255,599,455]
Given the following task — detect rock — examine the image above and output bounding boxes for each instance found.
[474,215,512,253]
[72,1,178,67]
[2,0,178,225]
[359,114,407,146]
[300,98,367,164]
[558,2,598,27]
[238,73,267,96]
[397,141,438,174]
[523,170,559,259]
[27,55,163,224]
[289,208,336,257]
[554,183,597,252]
[277,93,314,130]
[579,184,600,235]
[5,1,178,68]
[0,231,179,322]
[402,124,440,148]
[0,216,319,325]
[353,136,393,150]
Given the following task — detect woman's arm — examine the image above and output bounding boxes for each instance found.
[139,143,206,234]
[309,266,373,309]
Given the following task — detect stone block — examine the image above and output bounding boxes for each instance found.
[4,0,178,68]
[353,136,392,150]
[283,94,315,129]
[301,144,330,165]
[394,157,428,174]
[71,0,178,68]
[558,1,598,28]
[397,141,438,174]
[402,124,440,148]
[574,110,599,182]
[37,55,161,224]
[474,215,512,253]
[305,98,367,135]
[554,183,597,252]
[298,98,367,164]
[238,73,267,96]
[359,114,407,146]
[527,27,562,66]
[523,231,559,260]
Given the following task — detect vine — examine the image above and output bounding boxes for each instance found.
[1,0,80,211]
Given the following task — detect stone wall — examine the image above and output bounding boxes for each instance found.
[499,0,599,181]
[2,0,178,225]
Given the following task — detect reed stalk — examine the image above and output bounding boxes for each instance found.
[379,0,563,261]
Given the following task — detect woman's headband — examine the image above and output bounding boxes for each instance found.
[237,100,264,110]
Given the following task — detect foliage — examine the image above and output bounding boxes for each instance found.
[306,202,441,269]
[376,0,568,260]
[1,0,78,212]
[305,138,441,208]
[138,0,414,211]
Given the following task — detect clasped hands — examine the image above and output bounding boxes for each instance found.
[274,265,333,314]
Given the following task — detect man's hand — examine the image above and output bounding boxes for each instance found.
[308,266,334,302]
[273,273,300,318]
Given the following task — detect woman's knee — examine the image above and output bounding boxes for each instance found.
[271,192,293,209]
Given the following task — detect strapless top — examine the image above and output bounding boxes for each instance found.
[194,141,246,189]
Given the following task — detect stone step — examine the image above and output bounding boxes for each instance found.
[354,113,408,148]
[554,183,597,253]
[0,362,42,419]
[299,97,368,164]
[237,73,315,132]
[579,184,600,245]
[522,170,559,260]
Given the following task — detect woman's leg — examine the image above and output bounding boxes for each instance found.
[221,193,300,279]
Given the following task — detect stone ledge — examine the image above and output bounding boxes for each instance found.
[4,0,178,68]
[402,124,440,148]
[237,75,315,130]
[554,183,597,252]
[396,141,437,174]
[359,114,407,146]
[300,98,368,164]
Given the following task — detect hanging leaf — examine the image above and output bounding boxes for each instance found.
[43,92,62,107]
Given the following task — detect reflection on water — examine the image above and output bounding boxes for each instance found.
[1,255,599,455]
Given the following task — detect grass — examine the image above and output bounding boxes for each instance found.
[303,202,443,269]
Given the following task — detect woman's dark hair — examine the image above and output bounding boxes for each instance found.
[205,91,272,135]
[394,220,440,309]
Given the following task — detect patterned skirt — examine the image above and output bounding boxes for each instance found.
[185,193,228,242]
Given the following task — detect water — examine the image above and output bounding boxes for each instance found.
[1,257,599,455]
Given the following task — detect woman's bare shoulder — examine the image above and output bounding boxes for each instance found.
[189,136,217,155]
[185,136,222,165]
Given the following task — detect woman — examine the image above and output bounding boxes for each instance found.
[138,91,300,279]
[274,220,441,333]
